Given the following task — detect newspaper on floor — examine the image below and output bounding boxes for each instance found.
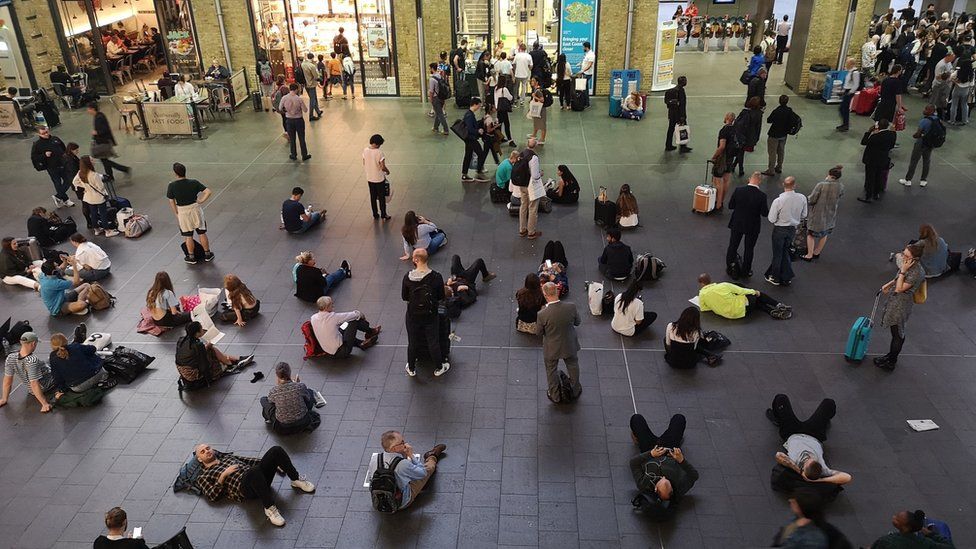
[907,419,939,432]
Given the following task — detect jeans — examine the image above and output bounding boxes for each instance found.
[306,86,320,116]
[950,85,970,123]
[727,229,759,274]
[47,167,71,201]
[239,446,301,508]
[838,93,852,127]
[518,186,539,234]
[432,97,448,132]
[558,79,573,106]
[765,225,795,283]
[775,35,788,63]
[462,139,487,176]
[630,413,686,452]
[78,268,111,282]
[406,313,443,365]
[324,268,347,294]
[904,141,932,181]
[427,232,446,255]
[515,77,530,102]
[368,181,388,217]
[544,354,581,402]
[767,136,786,171]
[90,201,110,230]
[100,159,129,180]
[330,317,374,358]
[341,73,355,95]
[286,118,308,158]
[288,212,323,234]
[582,74,592,106]
[451,255,489,283]
[279,111,287,133]
[770,394,835,442]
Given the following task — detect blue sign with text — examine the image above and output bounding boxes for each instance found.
[559,0,599,93]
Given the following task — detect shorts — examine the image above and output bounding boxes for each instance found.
[808,228,833,238]
[177,204,207,236]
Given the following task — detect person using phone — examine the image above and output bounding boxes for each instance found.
[628,413,698,520]
[875,243,926,370]
[858,117,897,203]
[93,507,150,548]
[597,228,634,280]
[260,361,321,434]
[309,295,380,358]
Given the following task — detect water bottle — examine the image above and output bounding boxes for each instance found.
[34,110,48,127]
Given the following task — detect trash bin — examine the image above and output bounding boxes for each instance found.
[806,64,831,99]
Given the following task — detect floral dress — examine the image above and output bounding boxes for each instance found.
[880,261,924,332]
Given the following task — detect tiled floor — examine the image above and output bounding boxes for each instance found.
[0,52,974,548]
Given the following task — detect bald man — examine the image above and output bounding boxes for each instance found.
[402,249,449,377]
[764,176,807,286]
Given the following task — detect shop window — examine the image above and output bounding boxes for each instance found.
[495,0,559,56]
[251,0,296,84]
[454,0,491,54]
[356,0,396,95]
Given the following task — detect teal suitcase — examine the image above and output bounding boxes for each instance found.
[844,292,881,363]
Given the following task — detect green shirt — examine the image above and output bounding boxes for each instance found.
[698,282,758,320]
[166,178,206,206]
[870,532,954,549]
[496,159,512,188]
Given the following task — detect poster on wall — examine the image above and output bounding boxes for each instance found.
[652,20,677,91]
[0,102,22,134]
[559,0,598,94]
[167,30,198,77]
[366,26,389,58]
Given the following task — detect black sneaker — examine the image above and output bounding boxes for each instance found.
[765,408,780,426]
[340,260,351,278]
[461,175,474,182]
[73,322,88,344]
[236,354,255,368]
[184,255,198,265]
[203,251,215,262]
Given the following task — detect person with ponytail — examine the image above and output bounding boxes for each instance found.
[801,165,845,261]
[870,509,955,548]
[611,280,657,337]
[48,331,108,393]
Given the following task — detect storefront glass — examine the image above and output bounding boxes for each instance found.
[251,0,296,83]
[54,0,111,93]
[156,0,203,79]
[453,0,491,54]
[0,8,31,88]
[494,0,559,56]
[356,0,397,95]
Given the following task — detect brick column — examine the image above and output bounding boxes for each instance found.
[785,0,849,93]
[192,0,257,85]
[394,0,420,96]
[846,0,876,65]
[12,0,68,86]
[629,0,659,92]
[594,0,626,95]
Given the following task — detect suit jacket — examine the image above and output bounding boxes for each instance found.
[664,86,686,121]
[860,129,897,166]
[727,184,769,235]
[537,300,581,360]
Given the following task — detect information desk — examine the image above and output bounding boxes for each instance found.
[129,94,210,139]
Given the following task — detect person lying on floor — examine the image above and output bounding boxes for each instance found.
[628,413,698,520]
[175,321,254,390]
[260,362,320,434]
[697,272,792,320]
[766,393,852,486]
[310,296,380,358]
[443,254,495,319]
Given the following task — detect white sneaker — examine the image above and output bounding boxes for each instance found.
[264,505,286,527]
[291,478,316,493]
[93,228,105,236]
[52,195,64,208]
[919,180,928,187]
[434,362,451,377]
[63,199,76,207]
[899,178,911,186]
[405,363,416,377]
[103,229,121,237]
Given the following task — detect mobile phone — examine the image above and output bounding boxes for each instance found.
[132,527,143,539]
[545,259,552,269]
[339,322,349,330]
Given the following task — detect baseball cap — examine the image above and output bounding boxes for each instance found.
[20,332,38,343]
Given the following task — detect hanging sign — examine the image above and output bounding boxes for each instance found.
[652,20,678,91]
[559,0,599,93]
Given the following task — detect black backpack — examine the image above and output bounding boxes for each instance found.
[436,77,451,101]
[510,150,534,187]
[408,280,437,317]
[370,454,404,513]
[633,253,666,281]
[294,64,307,86]
[542,88,553,108]
[922,116,946,148]
[787,111,802,136]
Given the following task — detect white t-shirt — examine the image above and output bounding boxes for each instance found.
[776,21,791,37]
[494,59,513,77]
[362,147,386,184]
[174,81,195,97]
[513,52,533,79]
[610,295,644,336]
[75,241,111,270]
[582,50,596,75]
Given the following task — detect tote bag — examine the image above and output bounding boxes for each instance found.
[676,124,691,145]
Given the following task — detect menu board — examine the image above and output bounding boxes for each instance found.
[365,25,388,58]
[0,102,22,134]
[167,29,199,78]
[229,68,249,107]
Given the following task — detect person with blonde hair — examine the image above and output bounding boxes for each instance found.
[221,274,260,326]
[49,331,110,393]
[293,251,351,303]
[145,271,190,326]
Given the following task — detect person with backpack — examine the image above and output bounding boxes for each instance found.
[341,54,356,98]
[461,97,489,182]
[899,104,944,188]
[731,97,764,178]
[402,249,449,378]
[271,75,289,135]
[761,31,777,72]
[949,56,973,124]
[368,431,446,513]
[762,95,800,177]
[512,138,543,239]
[628,413,697,519]
[38,260,91,316]
[427,63,449,135]
[299,53,322,120]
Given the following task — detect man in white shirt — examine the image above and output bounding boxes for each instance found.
[310,296,380,358]
[775,15,791,64]
[512,45,533,106]
[861,36,880,76]
[837,58,860,131]
[580,41,596,107]
[64,233,111,282]
[763,176,807,286]
[494,52,514,97]
[363,133,391,220]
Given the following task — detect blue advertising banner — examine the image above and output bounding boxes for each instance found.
[559,0,599,94]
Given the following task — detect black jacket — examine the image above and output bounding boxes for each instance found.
[727,184,769,235]
[175,335,213,384]
[860,129,897,166]
[598,241,634,278]
[747,76,767,107]
[93,112,115,145]
[735,108,763,148]
[530,49,549,79]
[30,136,66,171]
[664,86,687,121]
[93,536,150,549]
[294,264,331,303]
[766,105,796,139]
[62,152,80,185]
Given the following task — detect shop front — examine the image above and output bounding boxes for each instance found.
[0,4,34,89]
[249,0,399,96]
[495,0,560,56]
[49,0,203,94]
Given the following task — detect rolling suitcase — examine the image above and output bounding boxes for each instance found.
[851,86,879,115]
[13,237,43,262]
[593,198,617,227]
[693,161,718,214]
[844,292,881,363]
[571,90,587,112]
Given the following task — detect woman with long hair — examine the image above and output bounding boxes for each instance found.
[175,321,253,390]
[475,50,491,101]
[293,250,351,302]
[616,184,640,228]
[916,223,950,277]
[72,155,118,236]
[515,273,546,334]
[611,280,656,337]
[400,211,446,260]
[555,53,574,109]
[0,237,39,290]
[494,74,516,146]
[802,165,845,261]
[950,56,973,125]
[547,165,580,204]
[48,332,110,394]
[221,274,260,327]
[664,306,706,368]
[146,271,190,327]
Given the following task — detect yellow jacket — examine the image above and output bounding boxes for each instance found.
[698,282,758,319]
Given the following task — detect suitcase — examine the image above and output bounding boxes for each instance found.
[571,90,587,111]
[609,99,622,118]
[593,198,617,227]
[455,75,474,108]
[13,237,43,262]
[693,161,718,214]
[851,86,879,115]
[844,292,881,363]
[489,183,511,204]
[251,91,263,112]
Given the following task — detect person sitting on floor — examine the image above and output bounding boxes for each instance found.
[621,90,644,120]
[48,331,110,394]
[697,273,792,320]
[309,296,380,358]
[916,223,951,278]
[366,431,447,512]
[664,306,722,368]
[293,251,351,303]
[93,506,150,549]
[220,274,260,327]
[281,186,326,234]
[766,393,853,486]
[175,322,253,390]
[400,211,446,260]
[515,273,546,335]
[547,165,581,204]
[629,413,698,519]
[0,237,39,290]
[27,206,75,246]
[59,233,111,282]
[611,280,657,337]
[598,228,634,281]
[0,332,59,413]
[260,362,321,434]
[38,259,91,316]
[870,509,955,549]
[193,444,315,527]
[146,271,190,327]
[616,184,640,227]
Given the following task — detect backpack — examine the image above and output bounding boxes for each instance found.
[294,64,307,86]
[542,240,568,266]
[436,77,451,101]
[510,150,535,187]
[123,214,151,238]
[272,88,284,111]
[787,111,802,136]
[408,281,437,317]
[87,283,115,311]
[301,320,327,359]
[547,370,579,404]
[542,88,553,108]
[370,454,404,513]
[732,113,749,149]
[764,39,777,61]
[633,253,666,281]
[922,116,946,148]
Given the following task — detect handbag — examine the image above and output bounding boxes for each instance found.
[528,101,543,118]
[676,124,690,145]
[450,119,468,140]
[90,141,115,159]
[384,179,393,203]
[913,279,927,304]
[575,77,588,91]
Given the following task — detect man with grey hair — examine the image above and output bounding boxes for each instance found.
[764,176,808,286]
[862,35,880,77]
[366,431,446,512]
[0,332,58,413]
[515,138,543,240]
[260,362,320,434]
[536,282,582,403]
[310,296,380,358]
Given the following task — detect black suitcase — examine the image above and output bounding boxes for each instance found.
[594,199,617,227]
[251,91,263,112]
[489,183,511,204]
[455,75,474,108]
[571,90,587,111]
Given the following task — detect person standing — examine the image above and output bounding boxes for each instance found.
[762,95,798,176]
[31,127,74,209]
[363,134,391,220]
[527,79,551,144]
[801,165,845,261]
[764,176,807,286]
[512,44,533,106]
[836,58,861,132]
[428,63,449,135]
[460,98,488,182]
[949,57,973,125]
[873,64,906,125]
[710,112,738,210]
[166,162,214,264]
[875,243,925,370]
[726,172,769,278]
[515,138,543,240]
[280,84,311,161]
[775,15,791,64]
[494,75,516,146]
[402,249,449,378]
[333,26,351,57]
[664,76,690,152]
[300,53,322,120]
[537,281,582,404]
[899,104,942,187]
[861,35,880,79]
[554,53,574,110]
[746,68,768,108]
[683,1,699,44]
[580,42,596,107]
[858,119,897,203]
[87,102,131,181]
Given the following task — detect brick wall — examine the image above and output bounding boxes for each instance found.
[394,0,420,96]
[795,0,848,93]
[12,0,68,86]
[422,0,452,74]
[192,0,257,86]
[629,0,659,92]
[847,1,876,65]
[594,0,626,95]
